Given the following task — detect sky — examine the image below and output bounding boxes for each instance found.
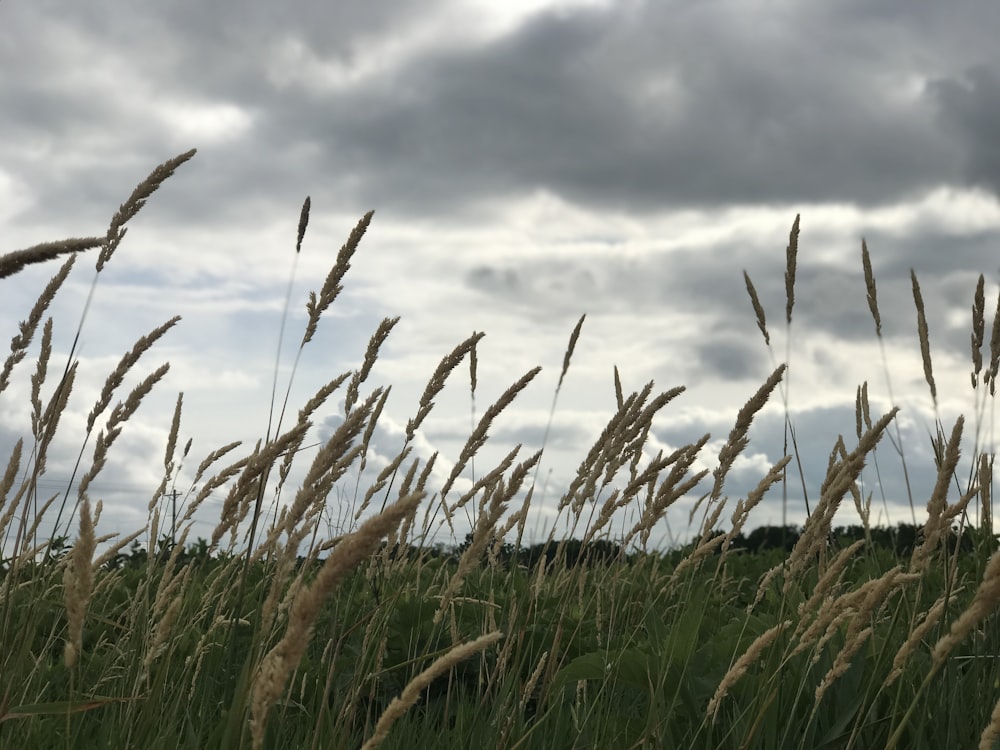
[3,0,1000,554]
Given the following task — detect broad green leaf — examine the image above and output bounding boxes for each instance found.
[552,647,653,692]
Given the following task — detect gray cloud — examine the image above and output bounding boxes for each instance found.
[6,0,998,231]
[5,0,1000,549]
[308,2,966,215]
[930,66,1000,197]
[692,333,768,382]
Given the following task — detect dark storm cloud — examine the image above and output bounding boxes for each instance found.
[929,66,1000,197]
[5,0,999,230]
[0,0,432,227]
[693,333,768,382]
[316,2,967,215]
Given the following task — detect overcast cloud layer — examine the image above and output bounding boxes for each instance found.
[3,0,1000,551]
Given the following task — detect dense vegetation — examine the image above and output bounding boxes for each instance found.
[3,151,1000,749]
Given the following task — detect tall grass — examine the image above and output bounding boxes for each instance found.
[2,151,1000,748]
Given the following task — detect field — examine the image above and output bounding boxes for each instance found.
[3,150,1000,748]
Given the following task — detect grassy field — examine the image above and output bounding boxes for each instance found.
[3,150,1000,748]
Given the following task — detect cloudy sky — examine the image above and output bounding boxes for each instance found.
[3,0,1000,553]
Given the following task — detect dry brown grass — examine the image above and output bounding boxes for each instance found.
[302,211,374,347]
[707,620,790,721]
[0,238,103,281]
[99,149,197,271]
[5,150,1000,749]
[784,214,800,326]
[861,239,882,338]
[911,270,937,407]
[251,492,423,749]
[360,631,502,750]
[62,496,96,667]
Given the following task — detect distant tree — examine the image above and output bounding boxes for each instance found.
[745,525,800,552]
[456,532,515,566]
[124,539,148,568]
